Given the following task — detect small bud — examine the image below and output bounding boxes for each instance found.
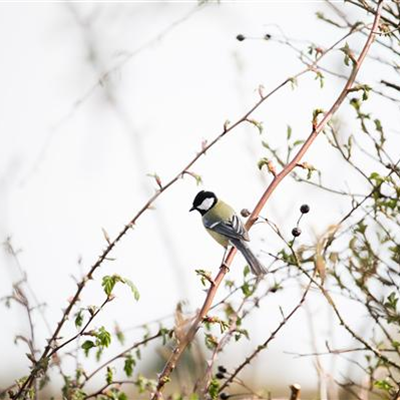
[267,159,277,177]
[240,208,251,218]
[236,34,246,41]
[223,120,231,132]
[300,204,310,214]
[292,227,302,237]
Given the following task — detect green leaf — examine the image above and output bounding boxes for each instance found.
[124,354,136,377]
[235,328,250,341]
[118,393,128,400]
[247,119,263,134]
[159,327,170,345]
[314,70,324,88]
[361,85,370,100]
[374,378,393,392]
[95,347,103,362]
[350,84,371,101]
[208,378,220,400]
[385,292,398,310]
[292,139,305,147]
[106,366,113,385]
[81,340,95,357]
[389,245,400,264]
[102,274,140,300]
[241,281,255,298]
[96,326,112,348]
[102,275,118,296]
[340,42,355,66]
[184,171,203,185]
[205,333,218,350]
[74,310,84,329]
[354,221,367,235]
[135,374,158,394]
[124,278,140,301]
[224,279,234,290]
[370,172,385,186]
[257,157,270,171]
[374,118,383,133]
[243,265,250,277]
[286,125,292,140]
[115,325,125,345]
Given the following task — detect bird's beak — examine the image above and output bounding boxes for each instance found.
[189,206,195,212]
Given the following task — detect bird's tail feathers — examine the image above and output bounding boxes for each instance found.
[231,239,267,277]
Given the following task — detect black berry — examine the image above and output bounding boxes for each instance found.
[300,204,310,214]
[218,365,227,373]
[264,33,272,40]
[292,227,302,237]
[216,372,225,379]
[236,34,246,41]
[220,393,229,400]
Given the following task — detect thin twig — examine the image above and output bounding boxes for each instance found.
[81,331,163,386]
[219,281,312,392]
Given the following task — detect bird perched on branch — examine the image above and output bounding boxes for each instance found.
[190,190,266,277]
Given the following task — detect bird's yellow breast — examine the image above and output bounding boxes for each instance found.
[202,200,235,248]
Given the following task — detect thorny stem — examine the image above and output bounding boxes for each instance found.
[218,280,313,392]
[80,331,163,387]
[296,262,400,372]
[83,380,136,400]
[48,296,111,358]
[196,296,247,395]
[152,2,384,398]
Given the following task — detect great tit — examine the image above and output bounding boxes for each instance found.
[190,190,267,277]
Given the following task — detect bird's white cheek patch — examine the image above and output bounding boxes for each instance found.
[198,198,214,211]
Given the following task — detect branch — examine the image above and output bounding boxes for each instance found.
[83,380,136,400]
[151,2,384,397]
[80,330,163,387]
[381,79,400,92]
[219,281,312,392]
[48,296,111,358]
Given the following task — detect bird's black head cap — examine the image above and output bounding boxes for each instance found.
[190,190,218,215]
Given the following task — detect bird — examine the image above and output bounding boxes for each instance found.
[190,190,267,277]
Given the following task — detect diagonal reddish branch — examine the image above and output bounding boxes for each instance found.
[152,1,384,398]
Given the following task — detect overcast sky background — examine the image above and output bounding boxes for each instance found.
[1,1,399,396]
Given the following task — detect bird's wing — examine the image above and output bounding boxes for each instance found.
[204,214,249,241]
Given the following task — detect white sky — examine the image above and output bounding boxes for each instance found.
[1,1,399,397]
